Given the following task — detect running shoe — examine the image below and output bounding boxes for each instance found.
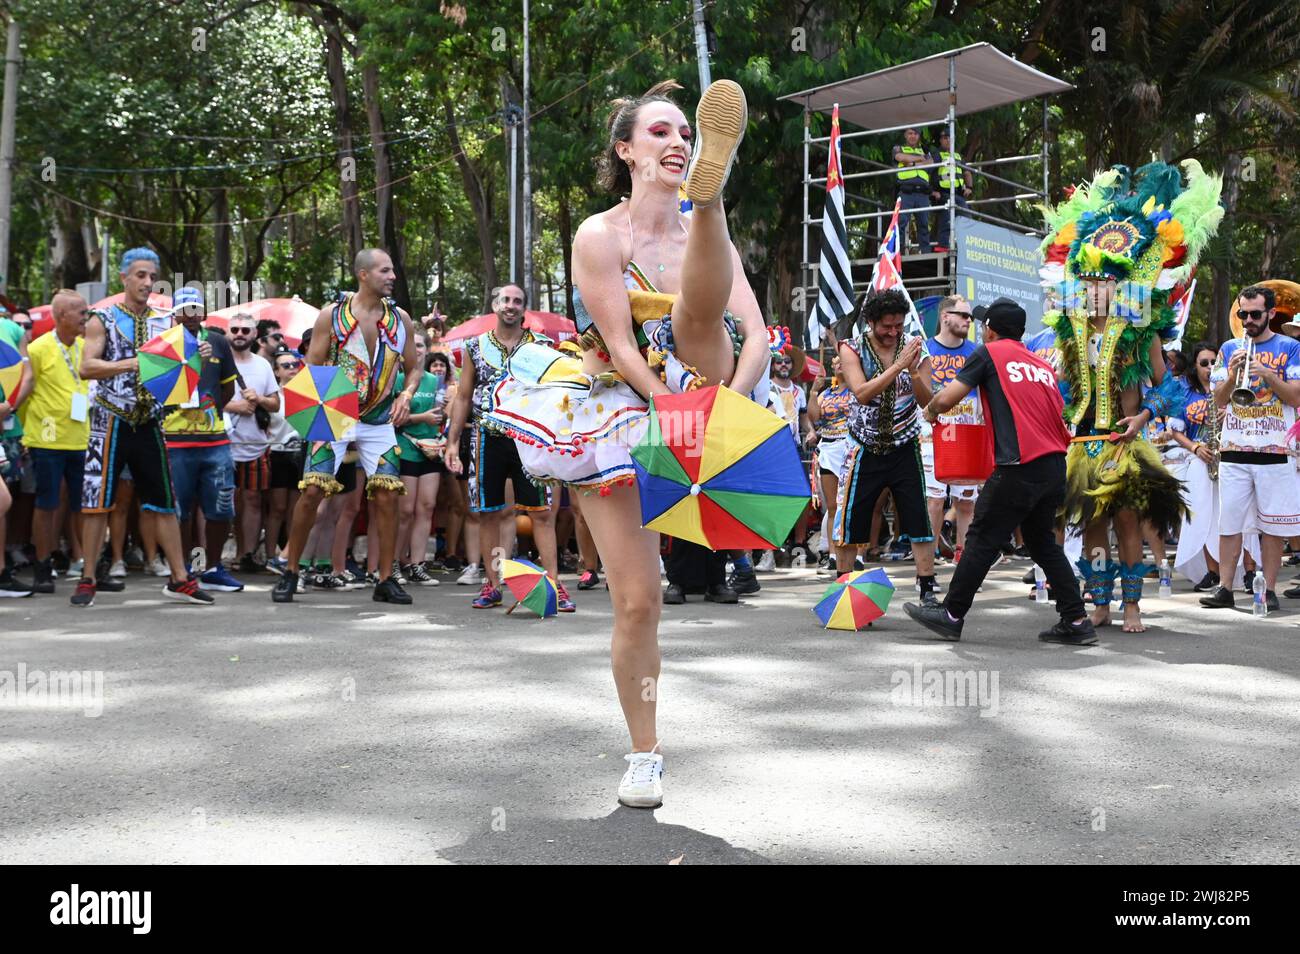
[403,562,439,586]
[108,559,127,579]
[617,751,664,809]
[373,577,413,604]
[903,601,963,641]
[70,578,96,607]
[472,583,502,609]
[164,576,215,604]
[200,563,245,592]
[756,550,777,573]
[68,557,85,579]
[457,563,483,586]
[556,582,576,613]
[265,556,288,575]
[148,555,170,577]
[95,573,125,592]
[1038,618,1099,646]
[577,569,601,590]
[33,559,55,594]
[684,79,746,207]
[272,570,299,603]
[0,568,33,597]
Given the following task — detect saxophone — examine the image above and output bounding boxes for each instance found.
[1203,399,1222,481]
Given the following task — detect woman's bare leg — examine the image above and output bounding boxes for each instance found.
[579,485,662,752]
[670,202,737,387]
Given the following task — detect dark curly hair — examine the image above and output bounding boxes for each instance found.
[596,80,685,195]
[857,288,910,326]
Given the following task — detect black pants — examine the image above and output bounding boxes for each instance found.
[944,453,1084,622]
[665,538,725,593]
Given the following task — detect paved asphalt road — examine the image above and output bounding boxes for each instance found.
[2,557,1297,865]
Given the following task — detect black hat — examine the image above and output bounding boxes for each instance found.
[981,298,1027,340]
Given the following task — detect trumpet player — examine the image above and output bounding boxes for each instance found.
[1199,286,1300,612]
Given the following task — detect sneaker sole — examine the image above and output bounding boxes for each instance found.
[1039,632,1099,646]
[199,583,245,593]
[71,598,95,607]
[617,793,663,809]
[373,594,413,604]
[684,80,746,206]
[0,588,34,598]
[163,588,214,605]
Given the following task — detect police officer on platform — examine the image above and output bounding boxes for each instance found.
[930,129,973,253]
[893,127,933,254]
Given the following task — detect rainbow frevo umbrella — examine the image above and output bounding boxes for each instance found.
[813,568,895,631]
[631,385,809,549]
[0,338,22,406]
[500,558,558,618]
[283,365,360,442]
[138,325,201,406]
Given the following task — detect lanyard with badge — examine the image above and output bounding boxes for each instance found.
[58,339,90,423]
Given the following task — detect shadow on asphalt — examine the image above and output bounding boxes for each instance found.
[438,806,772,864]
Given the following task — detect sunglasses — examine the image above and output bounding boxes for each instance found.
[1198,359,1213,367]
[945,311,972,319]
[276,361,302,371]
[229,328,254,336]
[1237,309,1269,320]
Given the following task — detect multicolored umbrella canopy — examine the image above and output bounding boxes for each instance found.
[138,324,201,407]
[0,339,22,406]
[813,568,895,631]
[631,385,809,549]
[500,558,558,618]
[283,365,360,442]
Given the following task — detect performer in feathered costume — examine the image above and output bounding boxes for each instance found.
[1037,160,1224,632]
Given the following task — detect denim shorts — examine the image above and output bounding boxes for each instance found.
[168,443,236,521]
[29,447,86,510]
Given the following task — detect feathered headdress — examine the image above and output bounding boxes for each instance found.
[1039,160,1224,320]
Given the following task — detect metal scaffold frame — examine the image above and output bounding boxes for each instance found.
[780,43,1073,334]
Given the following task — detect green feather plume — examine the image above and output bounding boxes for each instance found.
[1166,159,1224,281]
[1038,169,1122,255]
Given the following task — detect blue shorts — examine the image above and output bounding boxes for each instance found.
[168,443,236,521]
[29,447,86,511]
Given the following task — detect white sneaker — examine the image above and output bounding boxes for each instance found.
[108,559,127,579]
[68,558,85,579]
[149,556,170,577]
[617,751,664,809]
[756,550,777,573]
[456,563,483,586]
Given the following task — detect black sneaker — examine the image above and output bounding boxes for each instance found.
[1038,618,1099,645]
[1198,585,1235,609]
[0,568,33,598]
[1267,590,1280,613]
[705,583,739,604]
[238,554,265,575]
[70,578,96,607]
[1021,567,1036,585]
[1192,571,1220,592]
[403,562,439,586]
[96,574,126,593]
[311,572,345,590]
[663,583,686,605]
[163,576,215,604]
[903,601,963,641]
[32,558,55,594]
[728,567,761,595]
[1283,584,1300,600]
[373,577,412,604]
[577,569,601,590]
[272,571,299,603]
[1242,570,1256,595]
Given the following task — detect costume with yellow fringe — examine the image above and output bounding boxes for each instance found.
[482,263,769,494]
[1038,160,1224,607]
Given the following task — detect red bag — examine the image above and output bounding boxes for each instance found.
[933,421,994,486]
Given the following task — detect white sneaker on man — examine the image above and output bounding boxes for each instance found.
[149,556,170,577]
[456,563,483,586]
[617,751,664,808]
[756,550,777,573]
[108,559,127,579]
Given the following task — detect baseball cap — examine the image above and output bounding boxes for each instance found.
[170,286,205,314]
[982,298,1027,340]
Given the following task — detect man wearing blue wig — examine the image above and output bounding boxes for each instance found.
[74,247,214,606]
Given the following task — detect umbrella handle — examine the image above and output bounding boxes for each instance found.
[507,601,519,615]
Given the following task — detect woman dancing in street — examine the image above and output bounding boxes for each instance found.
[483,79,770,807]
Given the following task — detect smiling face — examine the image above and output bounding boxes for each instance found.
[870,312,907,350]
[494,285,525,327]
[616,100,692,192]
[273,352,302,385]
[772,353,793,379]
[121,259,159,310]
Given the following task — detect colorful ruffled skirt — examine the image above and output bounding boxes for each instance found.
[1062,434,1190,538]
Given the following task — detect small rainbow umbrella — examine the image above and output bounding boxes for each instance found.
[631,385,809,549]
[813,568,895,631]
[283,365,360,442]
[138,324,201,407]
[500,558,558,618]
[0,339,22,406]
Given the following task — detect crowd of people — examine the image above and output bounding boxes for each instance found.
[1,79,1290,814]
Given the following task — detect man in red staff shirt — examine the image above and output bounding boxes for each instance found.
[903,300,1096,645]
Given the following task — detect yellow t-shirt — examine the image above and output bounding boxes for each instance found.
[21,334,91,450]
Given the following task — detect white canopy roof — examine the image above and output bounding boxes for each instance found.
[779,43,1072,129]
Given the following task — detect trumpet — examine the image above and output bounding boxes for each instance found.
[1231,336,1257,408]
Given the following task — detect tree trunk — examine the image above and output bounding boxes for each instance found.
[48,198,95,290]
[324,24,363,266]
[443,95,497,310]
[361,60,411,312]
[214,189,231,288]
[558,191,574,322]
[434,208,445,312]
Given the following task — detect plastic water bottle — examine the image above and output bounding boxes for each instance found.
[1159,559,1172,598]
[1252,573,1268,618]
[1034,564,1048,603]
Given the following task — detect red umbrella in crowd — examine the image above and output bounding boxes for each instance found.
[442,310,576,346]
[91,291,175,313]
[208,296,320,348]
